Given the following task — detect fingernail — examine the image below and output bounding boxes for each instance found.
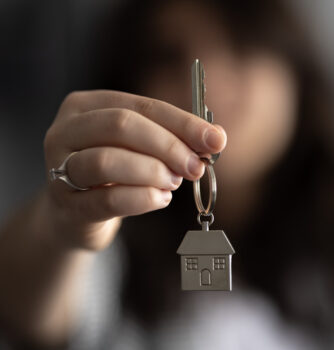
[161,190,172,203]
[204,128,224,151]
[187,154,204,177]
[170,174,183,189]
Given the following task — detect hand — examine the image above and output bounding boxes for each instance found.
[44,90,227,250]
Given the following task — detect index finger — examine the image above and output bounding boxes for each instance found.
[64,90,226,155]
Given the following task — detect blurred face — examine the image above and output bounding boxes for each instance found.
[142,0,298,189]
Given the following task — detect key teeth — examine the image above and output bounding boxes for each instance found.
[207,110,213,123]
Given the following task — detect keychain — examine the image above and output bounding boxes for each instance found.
[177,59,235,291]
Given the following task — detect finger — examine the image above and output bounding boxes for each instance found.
[60,108,205,180]
[66,147,183,190]
[63,90,226,154]
[69,185,173,222]
[212,124,227,149]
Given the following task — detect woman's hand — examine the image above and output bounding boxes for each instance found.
[44,90,226,250]
[0,90,227,345]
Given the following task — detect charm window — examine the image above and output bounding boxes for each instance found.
[213,257,226,270]
[185,257,198,270]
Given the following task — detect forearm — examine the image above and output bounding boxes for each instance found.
[0,189,94,347]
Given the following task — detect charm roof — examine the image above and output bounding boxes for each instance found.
[177,230,235,255]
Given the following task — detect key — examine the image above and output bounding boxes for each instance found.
[191,59,220,164]
[176,59,235,291]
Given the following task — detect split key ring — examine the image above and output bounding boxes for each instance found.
[193,158,217,215]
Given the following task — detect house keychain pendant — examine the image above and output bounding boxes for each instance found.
[176,59,235,291]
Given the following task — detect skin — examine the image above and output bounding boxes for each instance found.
[0,0,298,347]
[44,90,226,250]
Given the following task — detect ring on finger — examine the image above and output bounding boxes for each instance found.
[49,152,89,191]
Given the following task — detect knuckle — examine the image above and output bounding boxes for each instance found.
[114,109,133,133]
[135,97,156,116]
[145,187,159,207]
[63,91,83,106]
[184,115,196,133]
[150,161,166,181]
[166,137,181,156]
[59,91,85,115]
[43,126,58,156]
[93,149,110,177]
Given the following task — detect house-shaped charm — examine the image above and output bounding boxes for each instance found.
[177,228,235,291]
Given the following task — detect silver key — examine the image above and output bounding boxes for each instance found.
[191,59,220,164]
[176,59,235,292]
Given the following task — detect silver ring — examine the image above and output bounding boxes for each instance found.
[49,152,89,191]
[193,160,217,215]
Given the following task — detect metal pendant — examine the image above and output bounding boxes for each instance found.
[177,220,235,291]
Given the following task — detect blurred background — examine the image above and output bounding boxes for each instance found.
[0,1,334,349]
[0,0,333,221]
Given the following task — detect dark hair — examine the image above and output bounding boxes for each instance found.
[92,0,334,336]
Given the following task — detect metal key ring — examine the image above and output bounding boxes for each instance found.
[193,159,217,215]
